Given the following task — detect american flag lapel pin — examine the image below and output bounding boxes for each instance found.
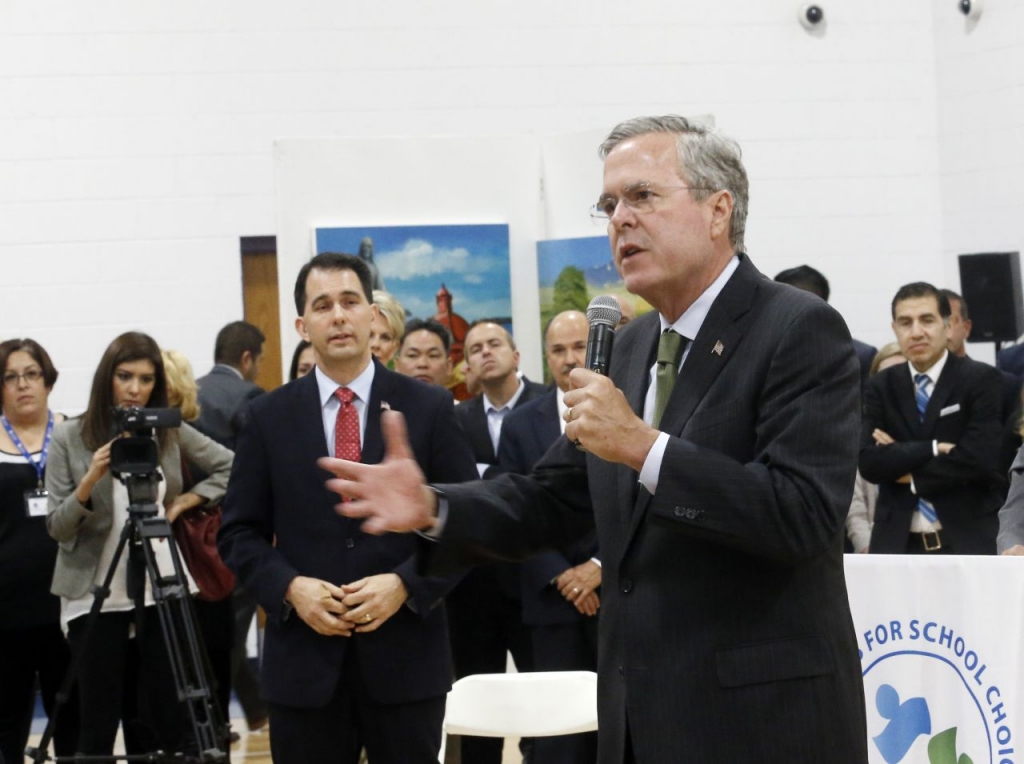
[712,341,724,356]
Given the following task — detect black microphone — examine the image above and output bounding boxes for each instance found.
[585,296,622,376]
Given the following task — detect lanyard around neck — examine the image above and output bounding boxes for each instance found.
[1,411,55,488]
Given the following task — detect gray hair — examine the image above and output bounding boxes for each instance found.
[599,115,749,251]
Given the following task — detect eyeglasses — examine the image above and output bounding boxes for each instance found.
[589,183,711,221]
[3,369,44,387]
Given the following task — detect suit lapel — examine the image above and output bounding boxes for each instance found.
[536,393,561,447]
[362,360,392,466]
[468,397,496,463]
[891,368,921,434]
[295,372,329,464]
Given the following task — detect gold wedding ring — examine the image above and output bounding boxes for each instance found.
[362,613,373,622]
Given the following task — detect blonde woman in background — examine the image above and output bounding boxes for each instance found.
[847,342,907,553]
[369,290,405,367]
[161,349,236,738]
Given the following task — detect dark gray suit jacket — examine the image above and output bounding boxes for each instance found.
[498,390,599,625]
[426,255,868,762]
[194,365,263,450]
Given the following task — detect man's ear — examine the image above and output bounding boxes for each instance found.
[295,316,310,342]
[708,190,734,241]
[964,319,973,339]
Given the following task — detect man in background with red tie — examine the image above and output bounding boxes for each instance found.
[219,252,477,763]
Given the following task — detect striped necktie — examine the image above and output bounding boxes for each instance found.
[913,373,938,522]
[914,373,931,422]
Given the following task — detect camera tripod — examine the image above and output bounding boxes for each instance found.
[26,473,228,764]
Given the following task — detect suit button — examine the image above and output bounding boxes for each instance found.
[345,538,355,548]
[618,666,624,677]
[621,578,633,594]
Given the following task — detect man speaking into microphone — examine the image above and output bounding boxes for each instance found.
[321,115,868,763]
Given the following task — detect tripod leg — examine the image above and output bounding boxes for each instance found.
[25,518,136,763]
[135,515,227,763]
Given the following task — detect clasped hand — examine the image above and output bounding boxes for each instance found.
[286,573,408,636]
[555,560,602,616]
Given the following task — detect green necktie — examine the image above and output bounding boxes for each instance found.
[653,330,686,429]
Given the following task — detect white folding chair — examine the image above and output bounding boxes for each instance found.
[438,670,599,762]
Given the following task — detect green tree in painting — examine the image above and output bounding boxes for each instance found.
[552,265,589,314]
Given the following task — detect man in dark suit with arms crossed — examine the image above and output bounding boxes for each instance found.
[860,283,1005,555]
[321,116,868,763]
[218,252,476,763]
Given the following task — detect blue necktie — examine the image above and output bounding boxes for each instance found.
[914,374,931,421]
[913,373,939,523]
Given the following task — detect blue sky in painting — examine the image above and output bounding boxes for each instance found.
[536,235,615,287]
[315,224,511,322]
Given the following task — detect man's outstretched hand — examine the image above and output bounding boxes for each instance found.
[320,410,439,535]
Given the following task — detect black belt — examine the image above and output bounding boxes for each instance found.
[910,529,944,552]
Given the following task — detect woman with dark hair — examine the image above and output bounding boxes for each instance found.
[45,332,233,756]
[289,339,315,381]
[0,339,78,764]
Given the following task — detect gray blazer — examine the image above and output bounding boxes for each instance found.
[194,365,263,450]
[998,444,1024,552]
[45,418,233,599]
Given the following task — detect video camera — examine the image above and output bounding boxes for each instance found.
[110,406,182,506]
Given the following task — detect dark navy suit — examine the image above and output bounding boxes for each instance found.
[219,361,476,762]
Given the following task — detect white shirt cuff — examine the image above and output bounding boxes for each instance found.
[638,432,671,495]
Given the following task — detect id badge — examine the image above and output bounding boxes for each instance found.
[25,489,49,518]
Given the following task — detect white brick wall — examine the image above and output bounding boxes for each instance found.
[1,0,1020,411]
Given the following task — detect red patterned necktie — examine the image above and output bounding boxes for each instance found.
[334,387,361,462]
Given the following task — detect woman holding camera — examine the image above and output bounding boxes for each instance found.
[45,332,233,756]
[0,339,78,764]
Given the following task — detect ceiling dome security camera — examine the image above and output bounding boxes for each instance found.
[798,4,825,31]
[959,0,983,20]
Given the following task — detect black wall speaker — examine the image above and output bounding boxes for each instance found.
[958,252,1024,343]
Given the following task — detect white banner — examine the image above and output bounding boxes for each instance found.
[846,555,1024,764]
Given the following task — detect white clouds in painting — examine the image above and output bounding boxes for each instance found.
[377,238,500,281]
